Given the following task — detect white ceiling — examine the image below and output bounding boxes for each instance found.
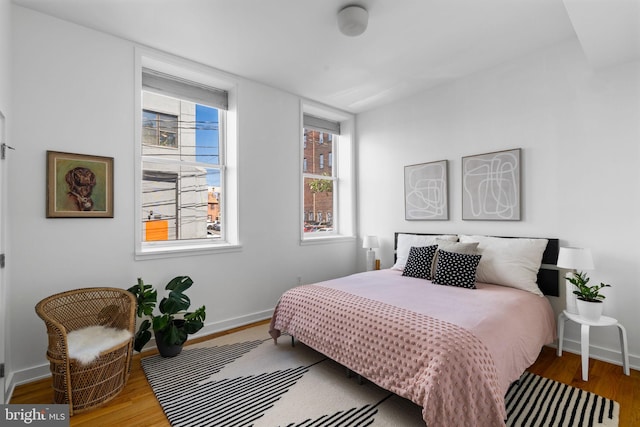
[11,0,640,113]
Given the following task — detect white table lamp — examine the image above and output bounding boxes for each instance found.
[363,235,379,271]
[557,247,594,314]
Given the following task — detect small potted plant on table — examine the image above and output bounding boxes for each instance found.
[128,276,206,357]
[567,271,611,321]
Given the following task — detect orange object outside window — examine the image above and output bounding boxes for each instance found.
[145,220,168,241]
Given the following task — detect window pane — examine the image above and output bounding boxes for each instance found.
[302,128,333,176]
[303,176,334,233]
[142,110,157,128]
[142,110,159,147]
[142,92,220,165]
[142,161,222,241]
[195,104,220,165]
[142,127,157,147]
[302,126,337,235]
[142,110,178,148]
[157,112,178,148]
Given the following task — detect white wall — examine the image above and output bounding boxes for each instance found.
[0,0,9,111]
[7,6,357,387]
[0,0,12,404]
[357,39,640,369]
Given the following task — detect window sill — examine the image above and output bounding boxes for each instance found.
[300,235,355,246]
[136,242,242,260]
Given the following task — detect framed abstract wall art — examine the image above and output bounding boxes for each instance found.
[462,148,520,221]
[404,160,448,220]
[46,151,114,218]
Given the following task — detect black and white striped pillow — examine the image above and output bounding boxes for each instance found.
[433,249,481,289]
[402,245,438,280]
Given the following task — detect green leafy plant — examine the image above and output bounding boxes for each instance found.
[308,176,333,194]
[127,276,206,352]
[567,271,611,302]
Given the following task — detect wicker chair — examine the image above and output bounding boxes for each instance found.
[35,287,136,415]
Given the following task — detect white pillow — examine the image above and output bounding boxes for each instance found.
[392,234,458,270]
[458,235,548,296]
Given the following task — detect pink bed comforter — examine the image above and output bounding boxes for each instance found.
[269,269,556,427]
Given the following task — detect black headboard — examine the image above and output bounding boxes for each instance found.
[394,232,559,297]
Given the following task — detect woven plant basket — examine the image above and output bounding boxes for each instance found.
[35,287,136,416]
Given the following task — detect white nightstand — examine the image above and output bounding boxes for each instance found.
[557,310,630,381]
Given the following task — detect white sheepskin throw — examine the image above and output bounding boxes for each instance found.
[67,325,133,365]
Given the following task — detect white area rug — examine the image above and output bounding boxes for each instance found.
[141,324,619,427]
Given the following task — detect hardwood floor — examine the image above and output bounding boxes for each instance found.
[527,346,639,427]
[10,321,640,426]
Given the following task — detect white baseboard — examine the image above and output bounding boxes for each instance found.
[549,338,640,371]
[5,364,51,404]
[195,309,272,339]
[5,309,273,403]
[134,309,273,353]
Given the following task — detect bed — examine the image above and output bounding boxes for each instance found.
[269,233,558,427]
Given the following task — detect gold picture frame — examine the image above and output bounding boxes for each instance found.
[46,151,114,218]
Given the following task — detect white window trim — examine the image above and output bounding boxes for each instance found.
[300,100,355,244]
[134,47,241,260]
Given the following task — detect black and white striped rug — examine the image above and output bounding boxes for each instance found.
[505,372,618,427]
[141,325,619,427]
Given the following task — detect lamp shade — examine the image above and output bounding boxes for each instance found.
[337,5,369,37]
[363,235,379,249]
[557,247,594,270]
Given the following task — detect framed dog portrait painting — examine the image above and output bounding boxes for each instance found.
[46,151,114,218]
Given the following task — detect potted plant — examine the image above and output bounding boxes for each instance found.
[567,271,611,321]
[127,276,206,357]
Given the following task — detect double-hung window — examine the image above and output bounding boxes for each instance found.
[302,105,355,240]
[136,52,238,257]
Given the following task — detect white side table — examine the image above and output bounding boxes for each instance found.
[557,310,630,381]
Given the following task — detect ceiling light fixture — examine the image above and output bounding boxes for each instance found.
[337,5,368,37]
